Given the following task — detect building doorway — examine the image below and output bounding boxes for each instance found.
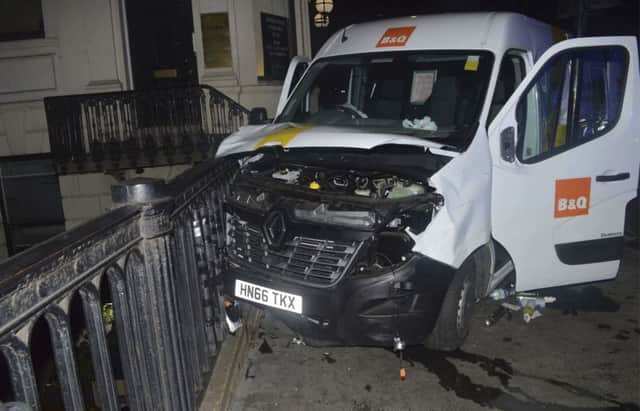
[125,0,198,90]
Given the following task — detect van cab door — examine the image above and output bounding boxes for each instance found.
[488,37,639,291]
[276,56,310,116]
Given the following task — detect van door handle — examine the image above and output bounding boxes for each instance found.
[595,172,630,182]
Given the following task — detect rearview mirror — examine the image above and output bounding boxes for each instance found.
[500,127,515,162]
[249,107,268,125]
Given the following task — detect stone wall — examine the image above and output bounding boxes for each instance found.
[59,164,192,230]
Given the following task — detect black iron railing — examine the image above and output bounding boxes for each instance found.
[0,158,239,410]
[44,85,249,174]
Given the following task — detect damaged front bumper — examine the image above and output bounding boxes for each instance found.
[224,253,455,347]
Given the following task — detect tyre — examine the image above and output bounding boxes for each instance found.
[425,256,477,351]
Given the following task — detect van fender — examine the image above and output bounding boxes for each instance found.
[407,130,492,271]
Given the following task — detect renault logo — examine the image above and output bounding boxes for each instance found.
[263,210,287,249]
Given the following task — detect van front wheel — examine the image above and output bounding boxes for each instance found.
[425,256,477,351]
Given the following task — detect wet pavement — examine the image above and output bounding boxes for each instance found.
[229,246,640,411]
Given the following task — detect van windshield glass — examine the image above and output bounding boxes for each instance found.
[277,51,494,148]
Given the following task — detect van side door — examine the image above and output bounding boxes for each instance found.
[488,37,639,291]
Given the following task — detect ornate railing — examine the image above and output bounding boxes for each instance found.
[0,157,239,410]
[44,86,249,174]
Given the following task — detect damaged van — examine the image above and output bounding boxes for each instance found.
[218,12,639,350]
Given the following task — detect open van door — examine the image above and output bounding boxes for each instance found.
[488,37,639,291]
[276,56,310,116]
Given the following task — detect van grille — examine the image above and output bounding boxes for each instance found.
[227,217,362,286]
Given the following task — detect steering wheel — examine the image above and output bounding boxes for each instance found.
[334,103,367,119]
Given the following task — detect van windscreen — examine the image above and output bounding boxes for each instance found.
[276,51,494,149]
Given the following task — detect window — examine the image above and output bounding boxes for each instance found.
[277,51,494,149]
[201,13,233,69]
[488,51,526,124]
[0,0,44,42]
[0,155,65,255]
[516,47,627,163]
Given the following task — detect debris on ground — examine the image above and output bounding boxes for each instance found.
[258,339,273,354]
[321,352,336,364]
[287,336,306,347]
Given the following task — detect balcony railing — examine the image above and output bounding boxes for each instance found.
[44,85,249,174]
[0,157,239,410]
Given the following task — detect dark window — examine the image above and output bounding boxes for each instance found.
[0,0,44,42]
[516,46,627,163]
[0,155,65,255]
[488,51,526,124]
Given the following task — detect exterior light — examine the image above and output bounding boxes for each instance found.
[315,0,334,13]
[314,13,330,28]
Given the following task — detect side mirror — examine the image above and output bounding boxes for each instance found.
[249,107,268,125]
[500,127,515,162]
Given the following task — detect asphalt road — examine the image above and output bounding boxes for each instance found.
[230,245,640,411]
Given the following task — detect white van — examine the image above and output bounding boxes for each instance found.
[219,12,639,350]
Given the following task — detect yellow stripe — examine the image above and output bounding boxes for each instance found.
[254,125,311,149]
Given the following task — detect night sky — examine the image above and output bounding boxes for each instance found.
[309,0,639,54]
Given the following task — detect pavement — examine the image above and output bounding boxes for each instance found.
[229,245,640,411]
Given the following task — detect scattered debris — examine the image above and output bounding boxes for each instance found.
[288,336,306,347]
[485,306,508,326]
[322,352,336,364]
[522,306,542,323]
[259,339,273,354]
[224,300,243,334]
[489,288,516,300]
[501,302,521,312]
[517,295,556,308]
[244,360,256,379]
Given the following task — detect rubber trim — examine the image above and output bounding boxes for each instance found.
[555,236,624,265]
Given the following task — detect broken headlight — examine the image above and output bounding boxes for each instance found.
[385,194,444,234]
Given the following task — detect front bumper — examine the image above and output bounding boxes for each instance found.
[224,254,455,347]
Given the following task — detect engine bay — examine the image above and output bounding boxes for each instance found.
[270,165,427,199]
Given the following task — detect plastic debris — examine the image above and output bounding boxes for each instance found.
[224,300,243,334]
[400,367,407,381]
[290,336,306,346]
[501,302,521,311]
[522,306,543,323]
[517,295,556,308]
[485,306,508,326]
[489,288,516,300]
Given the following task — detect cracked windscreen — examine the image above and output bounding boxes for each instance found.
[276,51,494,149]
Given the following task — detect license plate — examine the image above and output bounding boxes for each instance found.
[235,279,302,314]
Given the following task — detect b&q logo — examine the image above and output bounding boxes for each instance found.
[554,177,591,218]
[376,26,415,48]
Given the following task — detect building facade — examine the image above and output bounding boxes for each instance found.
[0,0,312,258]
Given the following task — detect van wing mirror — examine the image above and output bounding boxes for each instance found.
[249,107,269,125]
[500,127,515,162]
[276,56,310,116]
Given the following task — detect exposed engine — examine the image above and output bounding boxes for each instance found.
[225,149,445,282]
[270,166,426,199]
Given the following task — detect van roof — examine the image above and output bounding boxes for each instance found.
[315,12,557,61]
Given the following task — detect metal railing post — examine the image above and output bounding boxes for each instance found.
[111,179,193,411]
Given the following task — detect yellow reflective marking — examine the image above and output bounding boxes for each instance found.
[254,125,312,149]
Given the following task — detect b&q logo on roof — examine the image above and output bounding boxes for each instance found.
[376,26,416,48]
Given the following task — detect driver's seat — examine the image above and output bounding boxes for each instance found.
[367,79,404,119]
